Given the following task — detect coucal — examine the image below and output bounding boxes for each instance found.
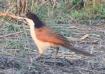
[23,11,93,57]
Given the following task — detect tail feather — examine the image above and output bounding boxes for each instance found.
[70,47,94,56]
[63,43,94,56]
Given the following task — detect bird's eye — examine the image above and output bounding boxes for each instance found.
[23,18,26,21]
[22,18,28,24]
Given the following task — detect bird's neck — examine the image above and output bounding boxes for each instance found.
[33,17,45,28]
[29,22,37,41]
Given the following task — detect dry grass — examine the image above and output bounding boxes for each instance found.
[0,0,105,74]
[0,18,105,74]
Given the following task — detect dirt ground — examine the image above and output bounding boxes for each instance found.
[0,20,105,74]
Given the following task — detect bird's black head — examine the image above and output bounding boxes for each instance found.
[25,11,45,28]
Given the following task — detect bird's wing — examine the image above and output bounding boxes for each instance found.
[35,27,93,56]
[35,27,70,46]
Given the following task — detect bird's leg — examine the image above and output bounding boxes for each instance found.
[55,47,59,58]
[35,53,47,66]
[53,47,59,67]
[51,46,59,57]
[35,48,44,60]
[36,48,46,60]
[36,53,44,60]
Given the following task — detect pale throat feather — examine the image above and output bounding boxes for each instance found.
[26,18,51,54]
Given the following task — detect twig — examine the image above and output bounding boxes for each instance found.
[0,48,20,51]
[80,34,89,40]
[0,12,23,20]
[0,31,23,39]
[79,41,99,44]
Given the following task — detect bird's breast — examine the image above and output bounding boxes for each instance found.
[30,27,52,50]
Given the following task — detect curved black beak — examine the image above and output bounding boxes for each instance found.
[22,18,28,25]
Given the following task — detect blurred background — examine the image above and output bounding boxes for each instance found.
[0,0,105,74]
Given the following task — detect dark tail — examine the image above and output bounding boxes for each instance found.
[63,44,94,56]
[70,47,94,56]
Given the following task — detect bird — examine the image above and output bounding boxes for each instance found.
[23,11,93,57]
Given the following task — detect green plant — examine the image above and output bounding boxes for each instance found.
[72,0,80,5]
[70,10,88,20]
